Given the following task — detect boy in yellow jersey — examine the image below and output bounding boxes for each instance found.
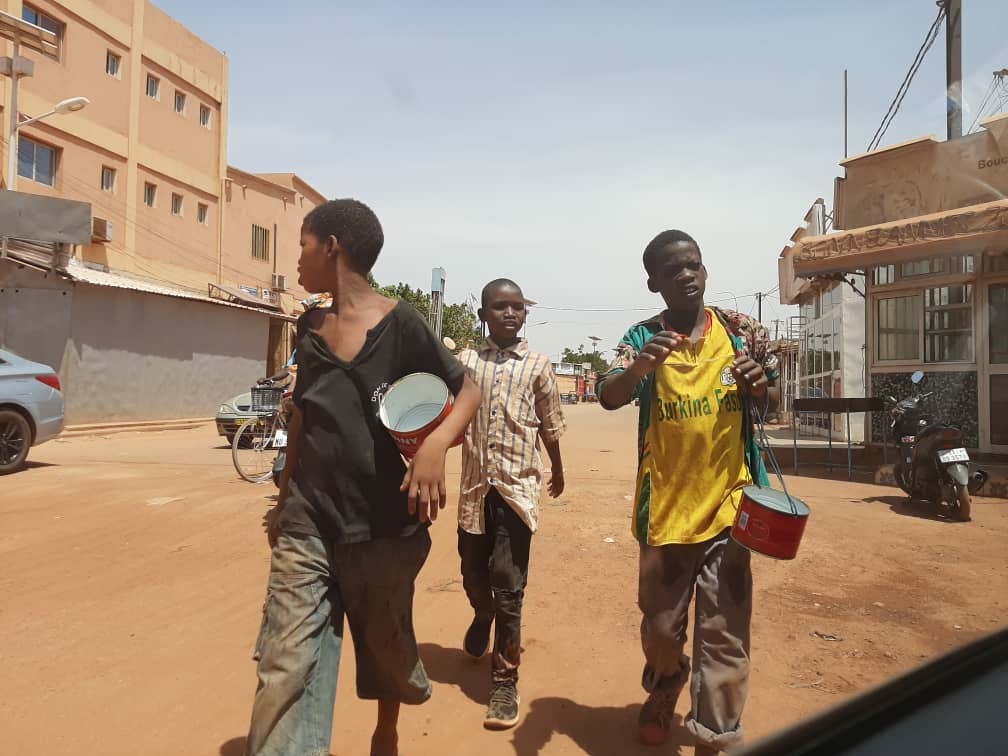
[597,230,779,756]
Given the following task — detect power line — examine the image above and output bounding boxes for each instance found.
[969,70,1008,133]
[867,5,946,152]
[531,293,756,313]
[967,76,999,134]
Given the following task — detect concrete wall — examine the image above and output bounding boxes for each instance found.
[65,284,267,423]
[1,263,269,424]
[0,265,74,373]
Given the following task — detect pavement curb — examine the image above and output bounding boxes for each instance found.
[60,418,213,438]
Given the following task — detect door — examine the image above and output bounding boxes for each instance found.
[984,282,1008,452]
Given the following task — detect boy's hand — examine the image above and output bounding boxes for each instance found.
[400,439,449,523]
[263,506,282,549]
[548,468,565,498]
[732,355,768,398]
[631,331,684,378]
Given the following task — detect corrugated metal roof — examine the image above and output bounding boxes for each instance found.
[209,282,281,310]
[64,259,296,321]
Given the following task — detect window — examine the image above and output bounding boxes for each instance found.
[901,258,941,278]
[924,284,973,362]
[251,224,271,261]
[174,90,186,115]
[17,136,56,186]
[873,265,896,286]
[146,74,160,99]
[877,295,920,361]
[197,203,209,225]
[22,5,62,60]
[101,166,116,193]
[143,182,157,207]
[171,193,184,217]
[984,252,1008,273]
[990,284,1008,365]
[199,105,211,128]
[875,256,975,285]
[106,50,121,78]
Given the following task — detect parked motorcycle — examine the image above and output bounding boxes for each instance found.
[887,371,988,521]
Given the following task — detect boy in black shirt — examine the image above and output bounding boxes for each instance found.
[245,199,480,756]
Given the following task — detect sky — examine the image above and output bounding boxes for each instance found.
[160,0,1007,360]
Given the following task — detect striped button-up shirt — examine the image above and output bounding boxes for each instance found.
[457,338,566,535]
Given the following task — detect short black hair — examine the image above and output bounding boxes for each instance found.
[303,199,384,274]
[481,278,523,307]
[642,230,701,275]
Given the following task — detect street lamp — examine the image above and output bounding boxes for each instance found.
[7,96,89,190]
[1,10,88,191]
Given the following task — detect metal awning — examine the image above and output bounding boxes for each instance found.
[208,283,281,311]
[792,199,1008,276]
[58,261,296,321]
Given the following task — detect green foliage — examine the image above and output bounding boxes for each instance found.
[560,344,608,373]
[373,278,481,349]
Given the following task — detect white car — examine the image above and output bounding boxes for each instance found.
[0,349,65,474]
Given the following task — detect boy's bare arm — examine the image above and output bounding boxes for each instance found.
[542,438,564,498]
[266,405,303,548]
[599,332,683,409]
[401,374,481,524]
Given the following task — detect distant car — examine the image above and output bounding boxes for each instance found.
[0,349,65,474]
[216,391,254,444]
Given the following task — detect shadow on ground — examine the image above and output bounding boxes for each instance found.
[863,495,966,523]
[511,697,691,756]
[20,460,58,471]
[420,644,693,755]
[419,642,488,706]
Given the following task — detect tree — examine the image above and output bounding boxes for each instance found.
[560,344,608,373]
[371,278,482,349]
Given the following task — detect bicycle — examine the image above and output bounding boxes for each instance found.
[232,382,289,483]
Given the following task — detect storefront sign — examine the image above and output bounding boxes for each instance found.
[978,156,1008,170]
[799,201,1008,261]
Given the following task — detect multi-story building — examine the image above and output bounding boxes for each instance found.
[778,200,867,441]
[0,0,325,423]
[780,113,1008,454]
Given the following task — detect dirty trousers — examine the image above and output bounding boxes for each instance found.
[458,488,532,683]
[245,529,432,756]
[639,528,752,752]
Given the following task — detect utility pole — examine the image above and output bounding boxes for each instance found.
[755,292,764,323]
[588,335,602,368]
[429,267,446,338]
[772,319,784,341]
[945,0,963,140]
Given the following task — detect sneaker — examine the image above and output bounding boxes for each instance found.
[637,680,684,746]
[484,680,520,730]
[464,616,492,658]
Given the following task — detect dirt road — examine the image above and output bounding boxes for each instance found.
[2,405,1006,755]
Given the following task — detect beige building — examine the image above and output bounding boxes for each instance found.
[780,113,1008,454]
[0,0,325,422]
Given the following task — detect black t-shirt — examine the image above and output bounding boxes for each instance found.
[279,301,466,543]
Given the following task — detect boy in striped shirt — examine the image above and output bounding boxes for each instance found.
[456,278,566,730]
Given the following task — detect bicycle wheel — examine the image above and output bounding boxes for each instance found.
[232,416,276,483]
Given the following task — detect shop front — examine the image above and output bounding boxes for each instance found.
[790,201,1008,453]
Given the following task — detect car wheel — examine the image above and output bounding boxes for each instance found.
[226,433,236,446]
[0,409,32,475]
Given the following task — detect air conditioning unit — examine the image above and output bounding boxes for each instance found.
[92,217,113,242]
[271,273,287,292]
